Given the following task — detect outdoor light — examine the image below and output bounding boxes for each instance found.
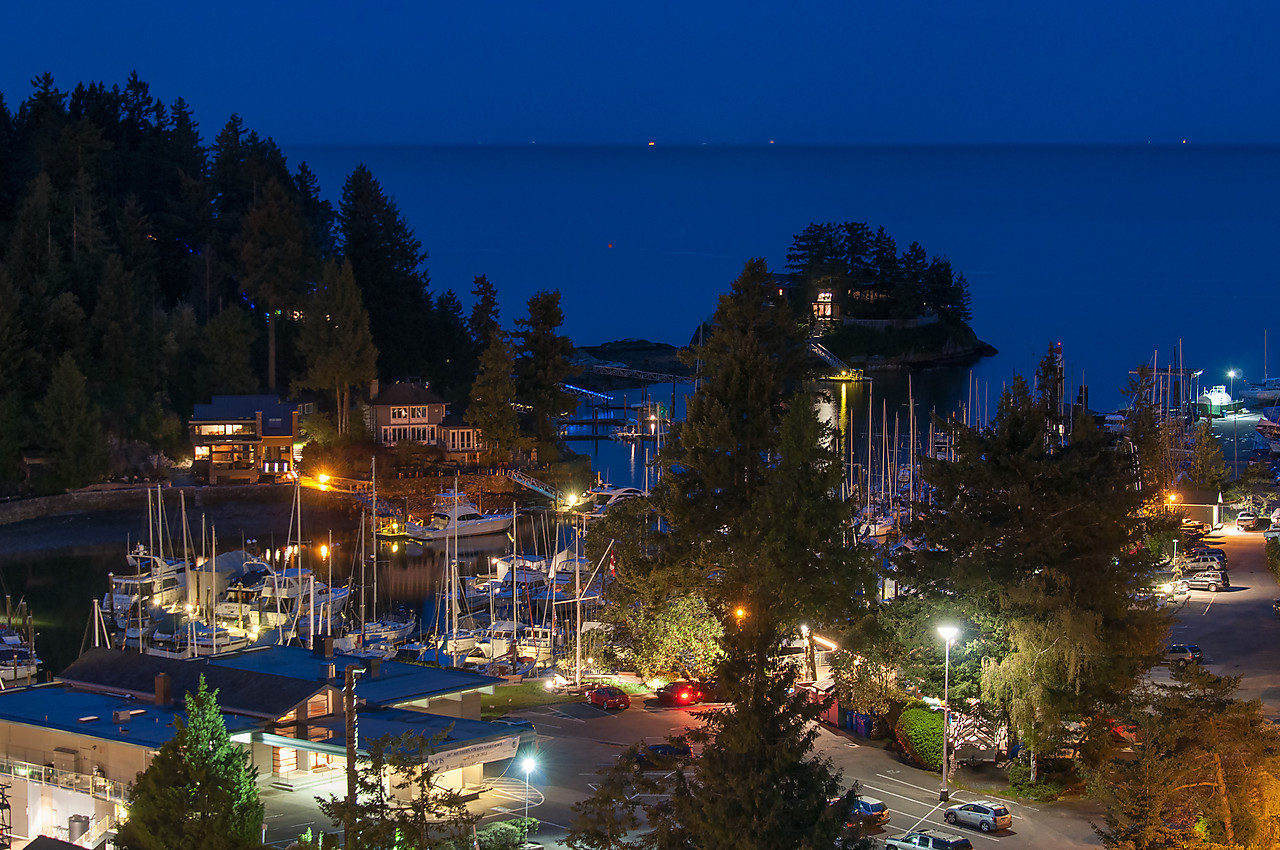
[320,544,329,560]
[522,756,537,836]
[734,607,746,620]
[937,625,959,802]
[317,473,331,484]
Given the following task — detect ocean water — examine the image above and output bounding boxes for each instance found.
[284,143,1280,415]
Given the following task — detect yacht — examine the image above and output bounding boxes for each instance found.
[391,491,514,541]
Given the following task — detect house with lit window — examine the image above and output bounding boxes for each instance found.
[367,381,448,447]
[0,645,525,845]
[189,395,299,485]
[439,413,486,465]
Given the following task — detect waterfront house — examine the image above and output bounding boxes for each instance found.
[367,380,448,447]
[0,645,524,844]
[189,395,299,485]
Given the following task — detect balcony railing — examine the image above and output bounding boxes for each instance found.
[0,756,128,803]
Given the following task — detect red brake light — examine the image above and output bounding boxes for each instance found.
[678,689,692,702]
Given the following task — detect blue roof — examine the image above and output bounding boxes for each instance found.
[313,707,521,755]
[206,646,504,708]
[0,684,256,749]
[191,395,297,437]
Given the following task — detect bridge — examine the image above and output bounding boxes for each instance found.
[505,469,563,503]
[584,364,695,384]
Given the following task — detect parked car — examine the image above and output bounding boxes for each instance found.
[834,795,890,830]
[587,686,631,710]
[635,742,692,769]
[1181,553,1226,571]
[1237,512,1262,531]
[1189,547,1226,561]
[884,829,974,849]
[1165,643,1203,668]
[1178,569,1230,592]
[943,800,1013,833]
[656,681,705,706]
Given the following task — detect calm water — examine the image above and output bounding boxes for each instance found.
[286,143,1280,413]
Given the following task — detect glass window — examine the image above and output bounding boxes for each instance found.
[411,406,427,419]
[391,407,409,420]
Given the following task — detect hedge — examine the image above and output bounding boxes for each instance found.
[895,704,943,771]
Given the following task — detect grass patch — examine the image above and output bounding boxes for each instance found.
[481,681,582,719]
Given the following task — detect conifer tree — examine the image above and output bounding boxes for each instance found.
[116,677,263,850]
[466,329,519,464]
[513,289,578,446]
[36,352,106,491]
[297,259,378,434]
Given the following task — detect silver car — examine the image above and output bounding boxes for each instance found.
[943,800,1012,833]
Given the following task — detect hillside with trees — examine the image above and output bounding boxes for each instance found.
[0,72,574,495]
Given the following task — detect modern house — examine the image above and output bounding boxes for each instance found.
[0,645,526,845]
[189,395,300,485]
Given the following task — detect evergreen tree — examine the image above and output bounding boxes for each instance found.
[898,357,1172,775]
[513,289,578,446]
[297,259,378,434]
[1187,419,1227,492]
[238,176,313,392]
[573,258,873,849]
[424,288,472,400]
[36,352,106,491]
[466,329,519,463]
[338,164,432,380]
[116,676,263,850]
[200,304,259,395]
[468,274,501,354]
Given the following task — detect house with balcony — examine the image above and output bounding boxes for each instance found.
[189,395,299,484]
[367,381,448,448]
[0,645,525,845]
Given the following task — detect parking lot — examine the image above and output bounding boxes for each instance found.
[1161,523,1280,719]
[496,693,1102,848]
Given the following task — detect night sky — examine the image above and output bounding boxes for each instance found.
[6,2,1279,146]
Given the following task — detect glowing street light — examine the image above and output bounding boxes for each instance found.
[1228,370,1239,473]
[521,755,537,838]
[937,625,959,802]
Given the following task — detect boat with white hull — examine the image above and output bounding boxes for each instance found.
[391,491,514,541]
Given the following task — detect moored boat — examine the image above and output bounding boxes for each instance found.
[389,491,514,541]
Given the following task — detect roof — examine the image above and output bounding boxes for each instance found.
[207,646,503,708]
[309,706,522,756]
[59,648,327,719]
[371,383,446,407]
[0,683,256,750]
[190,395,297,437]
[25,836,85,850]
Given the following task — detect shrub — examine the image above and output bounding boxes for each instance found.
[1007,755,1067,801]
[1267,537,1280,583]
[894,704,943,771]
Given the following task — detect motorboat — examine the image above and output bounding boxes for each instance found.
[570,482,647,519]
[392,491,514,541]
[1196,385,1245,418]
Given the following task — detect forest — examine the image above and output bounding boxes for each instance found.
[0,72,577,495]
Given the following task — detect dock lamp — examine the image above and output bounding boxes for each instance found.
[521,756,537,838]
[937,625,959,802]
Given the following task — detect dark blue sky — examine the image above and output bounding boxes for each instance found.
[6,2,1279,146]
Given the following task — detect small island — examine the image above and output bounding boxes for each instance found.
[781,221,996,369]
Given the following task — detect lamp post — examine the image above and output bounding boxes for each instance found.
[1229,369,1239,475]
[937,625,958,802]
[521,755,536,839]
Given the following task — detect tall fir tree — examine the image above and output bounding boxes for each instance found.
[513,289,578,446]
[36,352,106,491]
[297,259,378,434]
[466,329,519,464]
[116,677,264,850]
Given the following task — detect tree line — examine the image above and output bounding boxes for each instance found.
[0,72,576,493]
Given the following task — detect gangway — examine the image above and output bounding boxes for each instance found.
[561,382,613,402]
[585,364,695,384]
[807,341,864,381]
[506,469,563,503]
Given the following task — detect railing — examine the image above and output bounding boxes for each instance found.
[0,756,127,803]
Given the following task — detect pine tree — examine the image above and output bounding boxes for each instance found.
[36,352,106,491]
[297,259,378,434]
[513,289,578,446]
[466,329,519,463]
[238,176,313,393]
[116,676,263,850]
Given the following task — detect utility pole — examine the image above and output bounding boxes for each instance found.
[344,664,364,847]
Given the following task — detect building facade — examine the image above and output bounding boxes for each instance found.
[189,395,299,485]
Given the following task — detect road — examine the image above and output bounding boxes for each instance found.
[496,694,1103,848]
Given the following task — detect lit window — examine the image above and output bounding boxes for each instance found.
[391,407,409,420]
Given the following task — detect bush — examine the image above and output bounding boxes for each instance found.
[1007,755,1067,801]
[1266,537,1280,583]
[894,704,943,771]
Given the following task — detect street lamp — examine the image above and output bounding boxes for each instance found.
[1229,370,1239,474]
[937,625,958,802]
[521,755,536,838]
